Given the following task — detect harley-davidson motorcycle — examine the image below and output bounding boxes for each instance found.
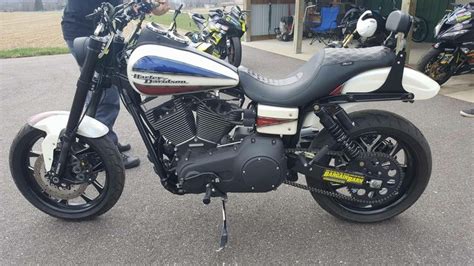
[186,5,246,67]
[417,2,474,85]
[9,1,440,250]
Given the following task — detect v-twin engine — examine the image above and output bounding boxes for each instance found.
[142,96,287,194]
[176,134,287,194]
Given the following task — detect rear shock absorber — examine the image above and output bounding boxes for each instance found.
[314,106,361,159]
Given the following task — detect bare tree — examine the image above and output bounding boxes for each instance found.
[34,0,44,11]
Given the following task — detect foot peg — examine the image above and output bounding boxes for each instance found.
[216,196,228,252]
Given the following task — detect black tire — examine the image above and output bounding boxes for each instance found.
[412,17,428,43]
[9,124,125,220]
[306,110,432,223]
[417,47,454,85]
[227,36,242,67]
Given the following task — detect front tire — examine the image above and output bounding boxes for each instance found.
[417,47,454,85]
[9,124,125,220]
[227,36,242,67]
[306,110,432,223]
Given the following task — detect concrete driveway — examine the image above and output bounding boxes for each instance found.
[0,46,473,264]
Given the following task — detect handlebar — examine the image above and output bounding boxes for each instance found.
[169,4,184,31]
[87,0,157,36]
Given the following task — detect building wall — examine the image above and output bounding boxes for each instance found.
[250,3,296,36]
[362,0,455,42]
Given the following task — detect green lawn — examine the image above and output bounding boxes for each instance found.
[0,12,198,59]
[0,47,70,59]
[147,12,198,33]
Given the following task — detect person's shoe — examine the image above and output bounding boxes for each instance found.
[118,142,131,152]
[122,153,140,169]
[460,108,474,118]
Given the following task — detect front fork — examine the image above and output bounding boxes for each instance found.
[54,36,106,176]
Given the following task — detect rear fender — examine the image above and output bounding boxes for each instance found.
[341,67,440,100]
[28,111,109,171]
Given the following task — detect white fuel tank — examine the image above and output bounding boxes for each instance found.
[341,67,440,100]
[127,44,239,96]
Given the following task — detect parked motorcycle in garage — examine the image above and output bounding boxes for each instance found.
[417,3,474,85]
[185,5,247,67]
[334,0,428,48]
[9,0,440,250]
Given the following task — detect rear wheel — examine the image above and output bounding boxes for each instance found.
[306,110,432,223]
[9,124,125,220]
[412,16,428,43]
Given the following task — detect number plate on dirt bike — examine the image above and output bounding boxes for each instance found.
[322,169,365,185]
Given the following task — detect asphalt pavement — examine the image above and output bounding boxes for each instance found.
[0,46,473,264]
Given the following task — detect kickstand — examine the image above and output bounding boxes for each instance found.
[216,196,228,252]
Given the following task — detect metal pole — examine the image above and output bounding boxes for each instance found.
[293,0,304,54]
[244,0,252,42]
[398,0,417,63]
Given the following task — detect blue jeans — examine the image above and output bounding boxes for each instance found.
[66,40,119,144]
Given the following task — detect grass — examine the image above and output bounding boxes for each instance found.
[0,11,198,59]
[147,12,198,33]
[0,47,70,59]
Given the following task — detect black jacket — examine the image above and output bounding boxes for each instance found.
[62,0,122,41]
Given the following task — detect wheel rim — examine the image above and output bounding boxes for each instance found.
[22,132,110,214]
[322,132,417,215]
[424,53,452,83]
[412,19,428,42]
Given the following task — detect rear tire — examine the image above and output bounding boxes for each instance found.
[412,17,428,43]
[306,110,432,223]
[9,124,125,220]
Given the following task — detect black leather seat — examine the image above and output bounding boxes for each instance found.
[238,46,396,107]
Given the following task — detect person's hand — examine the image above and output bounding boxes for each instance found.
[151,0,170,16]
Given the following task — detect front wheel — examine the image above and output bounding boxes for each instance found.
[417,47,455,85]
[9,124,125,220]
[306,110,432,223]
[227,36,242,67]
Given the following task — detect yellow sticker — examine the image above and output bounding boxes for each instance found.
[322,169,365,185]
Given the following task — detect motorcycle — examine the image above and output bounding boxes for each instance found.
[417,3,474,85]
[334,0,428,48]
[330,9,388,48]
[9,0,440,250]
[185,5,247,67]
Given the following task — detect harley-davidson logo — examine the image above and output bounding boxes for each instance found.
[133,74,188,85]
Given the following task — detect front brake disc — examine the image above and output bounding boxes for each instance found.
[33,155,88,200]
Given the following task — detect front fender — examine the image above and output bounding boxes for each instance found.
[28,111,109,171]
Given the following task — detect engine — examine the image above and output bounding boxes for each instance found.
[144,96,241,148]
[142,94,287,194]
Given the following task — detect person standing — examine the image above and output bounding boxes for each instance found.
[61,0,170,169]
